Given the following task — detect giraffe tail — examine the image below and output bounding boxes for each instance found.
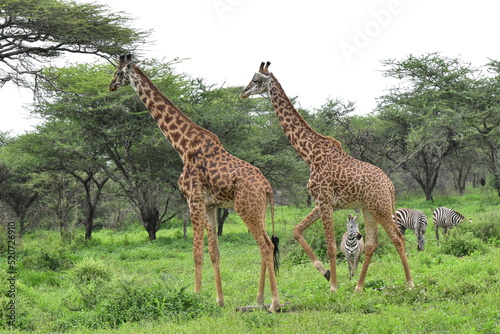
[268,190,279,275]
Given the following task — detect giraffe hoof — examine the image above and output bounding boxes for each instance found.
[324,270,330,281]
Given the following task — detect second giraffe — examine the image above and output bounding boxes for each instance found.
[241,62,414,292]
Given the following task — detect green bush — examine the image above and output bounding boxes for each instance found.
[460,217,500,245]
[21,246,73,271]
[72,257,112,284]
[441,231,489,257]
[97,281,220,328]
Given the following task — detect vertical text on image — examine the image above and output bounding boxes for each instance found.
[6,221,17,327]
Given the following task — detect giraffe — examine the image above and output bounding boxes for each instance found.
[109,55,280,312]
[241,62,414,293]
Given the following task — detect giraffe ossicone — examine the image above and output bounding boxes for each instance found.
[109,55,281,312]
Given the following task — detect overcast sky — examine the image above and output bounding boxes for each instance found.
[1,0,498,135]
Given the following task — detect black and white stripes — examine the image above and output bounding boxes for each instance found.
[432,207,469,246]
[341,215,365,280]
[395,208,428,251]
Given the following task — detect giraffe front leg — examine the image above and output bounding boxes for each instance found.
[319,204,337,292]
[206,207,224,307]
[355,209,379,293]
[293,207,330,279]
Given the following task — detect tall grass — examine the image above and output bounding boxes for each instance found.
[1,189,499,333]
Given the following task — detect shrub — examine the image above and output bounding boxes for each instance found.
[72,257,112,284]
[441,232,488,257]
[460,217,500,245]
[21,246,73,271]
[97,281,220,328]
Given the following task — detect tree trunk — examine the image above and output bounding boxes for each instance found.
[140,206,160,241]
[85,217,93,240]
[81,175,108,240]
[148,228,157,241]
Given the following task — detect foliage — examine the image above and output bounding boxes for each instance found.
[378,53,476,200]
[2,193,499,333]
[30,60,192,240]
[72,257,112,284]
[0,0,148,87]
[440,231,489,257]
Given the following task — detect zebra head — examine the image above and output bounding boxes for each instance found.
[347,215,362,240]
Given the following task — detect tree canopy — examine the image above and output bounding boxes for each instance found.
[0,0,148,87]
[1,53,499,240]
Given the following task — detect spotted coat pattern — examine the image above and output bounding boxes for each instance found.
[110,55,280,312]
[241,62,414,293]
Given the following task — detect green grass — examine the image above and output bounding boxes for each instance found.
[2,189,500,333]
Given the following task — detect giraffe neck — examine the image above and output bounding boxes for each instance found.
[128,66,220,161]
[268,74,341,166]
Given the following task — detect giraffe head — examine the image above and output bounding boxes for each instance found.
[109,54,134,91]
[347,215,362,240]
[240,61,272,98]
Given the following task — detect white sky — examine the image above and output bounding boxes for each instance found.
[1,0,499,135]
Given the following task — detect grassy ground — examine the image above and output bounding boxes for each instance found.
[1,188,499,333]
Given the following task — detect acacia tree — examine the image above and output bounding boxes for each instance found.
[0,0,147,87]
[460,60,500,196]
[34,60,190,240]
[377,53,474,200]
[311,98,395,170]
[0,162,39,237]
[11,122,110,239]
[444,147,480,195]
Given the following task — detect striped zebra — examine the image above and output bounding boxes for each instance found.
[341,215,365,280]
[395,208,428,251]
[433,207,470,246]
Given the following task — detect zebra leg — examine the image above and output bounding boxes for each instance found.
[347,255,353,280]
[435,226,440,246]
[400,226,407,235]
[417,233,425,251]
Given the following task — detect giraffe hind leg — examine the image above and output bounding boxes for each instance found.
[235,197,280,312]
[377,210,414,289]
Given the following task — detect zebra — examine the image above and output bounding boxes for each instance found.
[394,208,428,251]
[341,215,365,280]
[433,207,471,246]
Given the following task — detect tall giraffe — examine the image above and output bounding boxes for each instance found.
[109,55,280,312]
[241,62,414,292]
